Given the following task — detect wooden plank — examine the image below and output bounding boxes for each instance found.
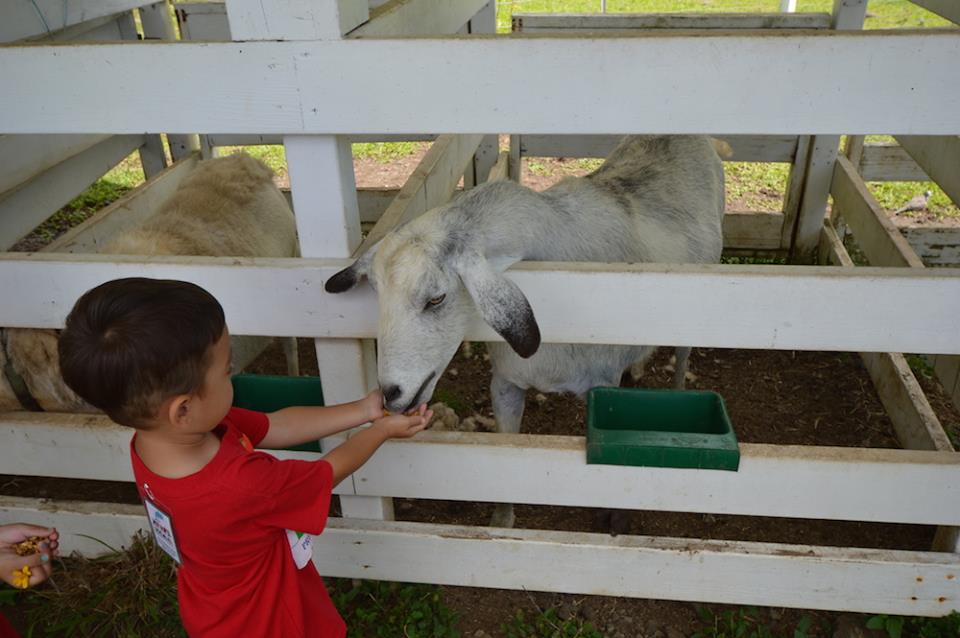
[44,156,199,254]
[512,12,833,31]
[517,134,798,163]
[902,226,960,266]
[789,135,840,261]
[859,143,930,182]
[226,0,367,40]
[0,134,109,194]
[203,134,435,146]
[3,411,960,525]
[0,135,144,251]
[831,155,926,268]
[23,14,125,42]
[357,134,483,256]
[357,187,399,222]
[176,2,233,40]
[909,0,960,26]
[349,0,488,37]
[895,136,960,208]
[0,0,154,42]
[3,33,960,135]
[2,255,960,354]
[0,502,956,619]
[723,211,783,250]
[781,134,812,248]
[486,151,510,182]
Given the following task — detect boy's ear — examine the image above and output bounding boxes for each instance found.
[166,395,191,429]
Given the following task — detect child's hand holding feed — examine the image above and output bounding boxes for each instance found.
[373,403,432,439]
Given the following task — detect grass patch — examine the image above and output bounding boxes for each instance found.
[865,612,960,638]
[353,141,427,163]
[502,607,603,638]
[21,532,185,638]
[433,388,471,416]
[692,606,822,638]
[867,181,958,220]
[724,162,789,212]
[329,579,460,638]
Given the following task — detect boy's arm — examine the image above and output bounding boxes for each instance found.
[260,390,383,449]
[324,409,431,487]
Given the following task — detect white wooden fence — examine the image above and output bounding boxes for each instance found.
[0,0,959,617]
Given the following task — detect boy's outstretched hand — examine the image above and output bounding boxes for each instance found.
[373,403,432,439]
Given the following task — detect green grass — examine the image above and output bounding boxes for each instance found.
[329,579,460,638]
[693,606,822,638]
[496,0,954,32]
[725,162,789,211]
[502,607,604,638]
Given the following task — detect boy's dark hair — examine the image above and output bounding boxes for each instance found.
[58,278,226,428]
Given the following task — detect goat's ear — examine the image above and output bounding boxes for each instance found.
[454,251,540,358]
[325,241,380,293]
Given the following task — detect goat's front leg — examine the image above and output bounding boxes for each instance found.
[489,374,526,528]
[672,347,692,389]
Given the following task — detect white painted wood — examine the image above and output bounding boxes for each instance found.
[4,411,960,525]
[486,151,510,183]
[781,134,812,248]
[139,1,177,40]
[350,0,488,37]
[138,133,168,179]
[513,12,831,31]
[903,226,960,266]
[176,2,233,40]
[0,495,148,556]
[780,0,798,12]
[202,133,435,145]
[831,155,926,269]
[0,134,109,194]
[357,186,400,222]
[2,255,960,354]
[285,135,362,257]
[226,0,368,40]
[859,143,930,182]
[0,135,144,251]
[358,134,483,255]
[832,0,868,30]
[789,135,840,260]
[895,136,960,208]
[909,0,960,26]
[819,220,854,267]
[43,156,199,253]
[0,0,155,42]
[722,212,783,251]
[517,134,798,163]
[4,33,960,135]
[2,498,958,616]
[316,519,960,617]
[24,13,126,42]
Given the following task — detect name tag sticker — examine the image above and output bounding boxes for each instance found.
[286,529,313,569]
[145,498,182,565]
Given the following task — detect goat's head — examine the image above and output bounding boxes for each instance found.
[325,212,540,413]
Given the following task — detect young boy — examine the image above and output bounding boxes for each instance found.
[58,277,431,638]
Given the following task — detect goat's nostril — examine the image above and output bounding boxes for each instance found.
[382,385,402,404]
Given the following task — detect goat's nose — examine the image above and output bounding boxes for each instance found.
[382,385,402,404]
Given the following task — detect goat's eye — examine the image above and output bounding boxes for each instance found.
[425,294,446,309]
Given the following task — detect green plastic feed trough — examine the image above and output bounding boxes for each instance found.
[586,387,740,471]
[231,374,324,452]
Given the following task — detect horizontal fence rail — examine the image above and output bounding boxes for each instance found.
[1,255,959,353]
[2,413,960,526]
[2,32,960,134]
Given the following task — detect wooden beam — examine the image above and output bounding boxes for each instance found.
[0,0,155,42]
[349,0,488,37]
[202,133,435,146]
[895,136,960,208]
[859,143,929,182]
[512,12,833,31]
[722,211,784,250]
[909,0,960,26]
[0,134,109,194]
[901,225,960,266]
[486,151,510,182]
[3,411,960,526]
[0,135,144,251]
[2,498,957,616]
[2,255,960,354]
[3,33,960,135]
[356,134,483,256]
[226,0,368,40]
[831,155,925,268]
[517,134,799,163]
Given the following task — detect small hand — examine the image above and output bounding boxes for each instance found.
[0,523,58,588]
[363,388,385,423]
[373,403,432,440]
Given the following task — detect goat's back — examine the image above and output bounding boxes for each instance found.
[104,153,298,258]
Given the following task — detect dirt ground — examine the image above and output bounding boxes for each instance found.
[3,147,959,637]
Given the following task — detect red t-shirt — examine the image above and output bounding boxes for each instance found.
[130,408,346,638]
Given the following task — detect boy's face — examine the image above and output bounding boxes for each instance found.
[187,329,234,432]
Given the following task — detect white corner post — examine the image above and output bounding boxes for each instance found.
[225,0,390,520]
[788,0,867,263]
[130,2,169,177]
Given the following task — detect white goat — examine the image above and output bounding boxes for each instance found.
[326,135,725,525]
[0,153,299,412]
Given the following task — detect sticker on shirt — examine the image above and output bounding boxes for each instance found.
[144,498,182,565]
[238,432,254,453]
[286,529,312,569]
